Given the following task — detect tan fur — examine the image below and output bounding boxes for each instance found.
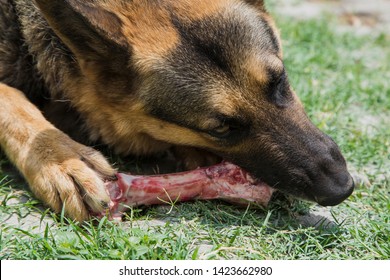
[63,83,220,155]
[170,0,231,22]
[0,83,114,221]
[118,3,180,59]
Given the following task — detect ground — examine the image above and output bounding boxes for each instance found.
[278,0,390,35]
[0,0,389,260]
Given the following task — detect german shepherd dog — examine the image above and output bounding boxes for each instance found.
[0,0,354,221]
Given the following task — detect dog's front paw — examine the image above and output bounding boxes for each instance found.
[23,129,115,221]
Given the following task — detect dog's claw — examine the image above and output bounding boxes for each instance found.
[100,201,109,209]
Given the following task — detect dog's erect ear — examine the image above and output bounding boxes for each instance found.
[35,0,129,64]
[243,0,267,11]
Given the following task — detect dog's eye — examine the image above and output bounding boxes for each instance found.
[206,117,250,142]
[208,118,244,139]
[210,124,232,138]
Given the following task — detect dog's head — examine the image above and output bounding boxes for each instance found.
[36,0,354,206]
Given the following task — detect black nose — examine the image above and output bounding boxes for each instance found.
[315,175,355,206]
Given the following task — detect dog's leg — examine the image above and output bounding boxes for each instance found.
[0,83,115,221]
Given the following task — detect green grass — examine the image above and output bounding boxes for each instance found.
[1,11,389,260]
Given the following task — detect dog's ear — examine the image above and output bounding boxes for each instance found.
[243,0,267,11]
[35,0,129,67]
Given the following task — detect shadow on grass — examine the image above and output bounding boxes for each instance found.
[1,150,342,235]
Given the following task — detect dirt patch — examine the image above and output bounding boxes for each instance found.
[296,205,338,229]
[345,105,389,136]
[275,0,390,35]
[1,195,55,234]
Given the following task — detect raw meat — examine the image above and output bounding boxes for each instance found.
[100,162,274,219]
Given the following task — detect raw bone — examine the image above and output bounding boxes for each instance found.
[101,162,274,219]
